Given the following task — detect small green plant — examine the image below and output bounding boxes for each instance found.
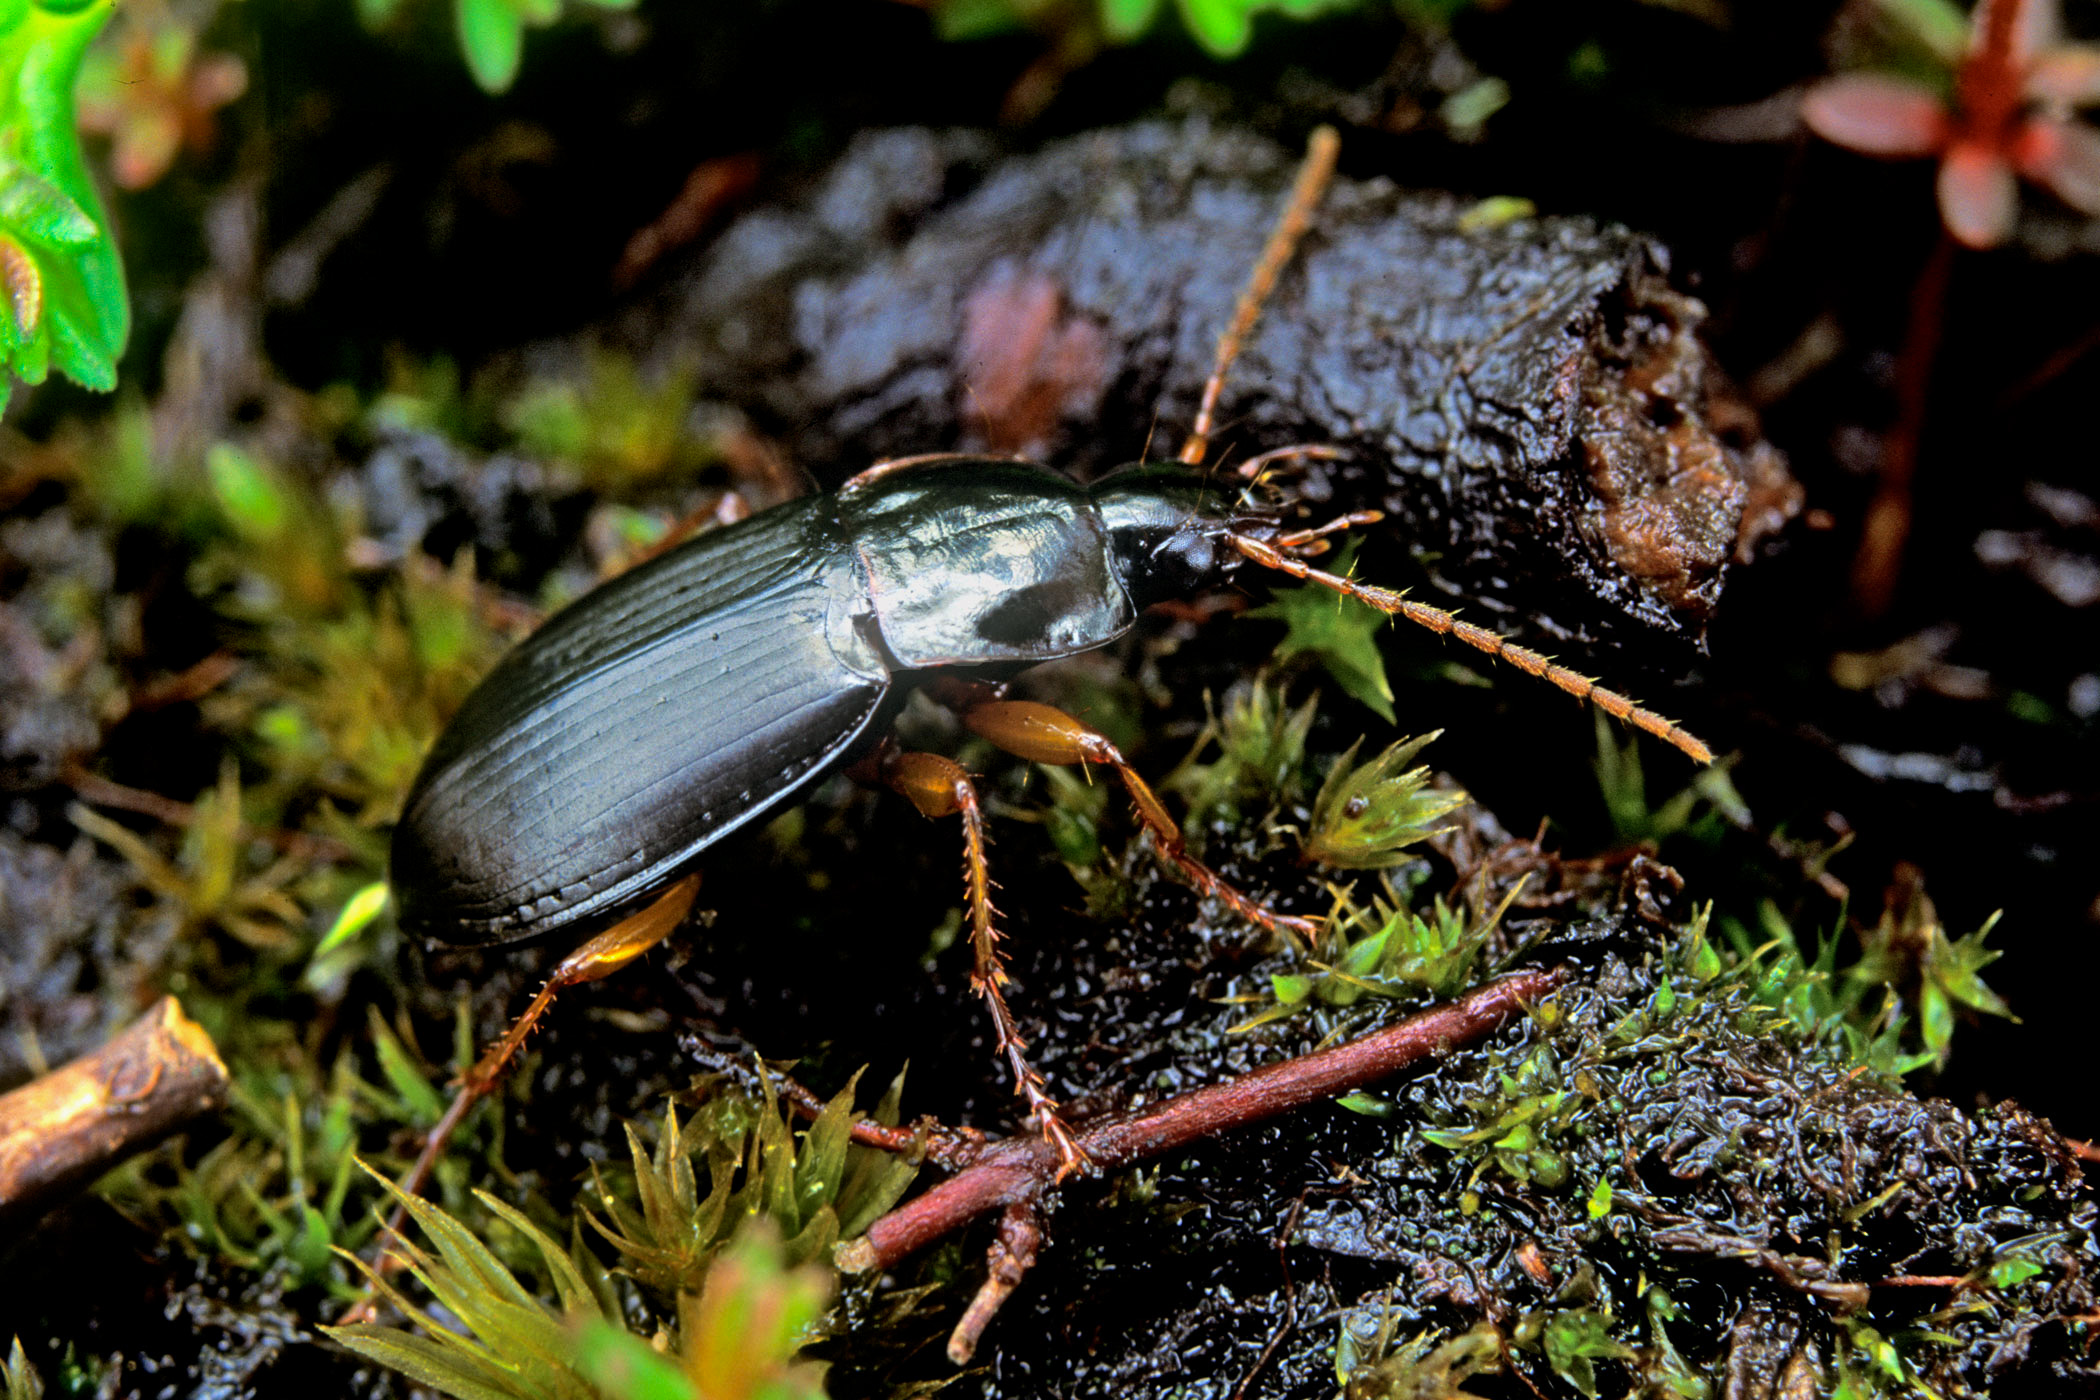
[1334,1311,1502,1400]
[1301,732,1465,869]
[1420,1037,1583,1190]
[3,1339,41,1400]
[585,1072,919,1293]
[326,1075,915,1400]
[326,1169,635,1399]
[1845,875,2013,1070]
[500,350,705,492]
[98,1011,468,1297]
[1510,1305,1637,1400]
[358,0,640,94]
[1832,1318,1954,1400]
[1722,880,2011,1077]
[1249,543,1397,722]
[571,1227,831,1400]
[67,763,305,954]
[1592,712,1748,847]
[931,0,1363,59]
[1235,873,1516,1032]
[1166,680,1317,832]
[0,0,128,414]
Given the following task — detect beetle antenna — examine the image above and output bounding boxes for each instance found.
[1179,125,1340,470]
[1227,530,1715,764]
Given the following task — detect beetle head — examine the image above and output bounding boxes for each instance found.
[1092,464,1277,605]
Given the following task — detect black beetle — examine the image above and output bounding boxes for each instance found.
[391,460,1270,949]
[384,127,1708,1189]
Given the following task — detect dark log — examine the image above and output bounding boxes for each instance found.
[0,996,229,1237]
[627,121,1797,657]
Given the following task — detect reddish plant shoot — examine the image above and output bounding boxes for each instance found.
[1802,0,2100,247]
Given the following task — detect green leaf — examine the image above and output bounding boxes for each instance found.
[4,1337,43,1400]
[1988,1257,2043,1289]
[929,0,1026,41]
[369,1010,448,1125]
[1873,0,1970,66]
[0,161,94,246]
[321,1325,526,1400]
[315,880,390,957]
[573,1322,696,1400]
[1336,927,1390,978]
[1249,544,1396,722]
[0,0,128,403]
[1176,0,1253,54]
[1098,0,1161,41]
[455,0,524,92]
[288,1203,334,1282]
[206,443,289,541]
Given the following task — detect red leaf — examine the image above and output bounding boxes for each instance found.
[2025,45,2100,114]
[2014,116,2100,214]
[1802,75,1949,158]
[1937,141,2019,246]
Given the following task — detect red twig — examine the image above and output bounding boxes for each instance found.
[1852,228,1957,620]
[838,968,1566,1361]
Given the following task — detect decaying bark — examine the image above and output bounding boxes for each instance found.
[0,996,229,1237]
[625,121,1797,656]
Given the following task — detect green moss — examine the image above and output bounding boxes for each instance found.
[323,1074,916,1400]
[1335,1314,1501,1399]
[586,1071,918,1293]
[500,350,707,493]
[1300,732,1465,870]
[2,1339,41,1400]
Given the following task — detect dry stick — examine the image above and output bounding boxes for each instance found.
[837,967,1566,1362]
[0,997,229,1237]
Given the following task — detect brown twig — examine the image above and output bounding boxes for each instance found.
[838,968,1565,1362]
[1851,229,1956,620]
[64,765,356,864]
[0,998,229,1237]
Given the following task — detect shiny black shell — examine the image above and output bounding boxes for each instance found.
[391,458,1232,946]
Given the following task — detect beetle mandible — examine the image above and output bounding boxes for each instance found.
[385,127,1711,1192]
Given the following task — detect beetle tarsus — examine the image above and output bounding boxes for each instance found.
[882,748,1093,1174]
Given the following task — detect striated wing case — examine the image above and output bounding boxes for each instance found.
[391,496,892,945]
